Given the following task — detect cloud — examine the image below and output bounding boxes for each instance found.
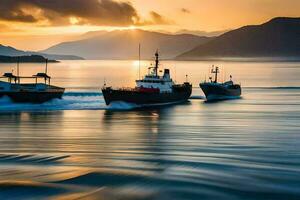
[0,24,8,32]
[148,11,171,25]
[0,23,21,33]
[0,0,38,22]
[175,29,230,37]
[181,8,191,14]
[0,0,149,26]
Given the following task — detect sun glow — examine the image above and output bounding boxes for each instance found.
[129,25,137,30]
[133,60,140,67]
[69,17,80,25]
[1,0,300,51]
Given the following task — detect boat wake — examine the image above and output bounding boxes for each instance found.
[107,101,141,110]
[205,95,242,102]
[0,91,193,111]
[189,95,205,100]
[0,91,106,111]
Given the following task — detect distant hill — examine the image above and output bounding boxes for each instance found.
[0,55,57,63]
[0,44,84,60]
[42,29,211,59]
[177,17,300,60]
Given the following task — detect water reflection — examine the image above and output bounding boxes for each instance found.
[102,108,168,142]
[0,94,299,199]
[102,102,192,135]
[1,60,300,89]
[203,96,243,104]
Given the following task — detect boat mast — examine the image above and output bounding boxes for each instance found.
[17,56,20,84]
[45,58,48,74]
[138,44,141,80]
[154,50,159,76]
[44,58,50,85]
[211,66,219,83]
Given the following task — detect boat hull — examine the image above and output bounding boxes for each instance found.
[102,83,192,106]
[0,89,65,103]
[200,83,241,100]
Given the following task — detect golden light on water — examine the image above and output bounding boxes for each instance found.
[133,60,140,67]
[129,25,137,30]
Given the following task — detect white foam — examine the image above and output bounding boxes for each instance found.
[0,92,106,111]
[0,92,191,111]
[107,101,140,110]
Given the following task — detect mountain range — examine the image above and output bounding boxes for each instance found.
[42,30,211,59]
[177,17,300,60]
[0,55,58,63]
[0,44,83,60]
[1,17,299,61]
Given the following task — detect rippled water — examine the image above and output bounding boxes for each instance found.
[0,61,300,199]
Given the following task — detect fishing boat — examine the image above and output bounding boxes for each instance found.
[200,66,241,101]
[0,59,65,103]
[102,51,192,106]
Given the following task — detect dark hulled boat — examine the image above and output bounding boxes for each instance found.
[0,60,65,103]
[102,52,192,106]
[200,66,241,101]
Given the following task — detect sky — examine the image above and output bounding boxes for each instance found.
[0,0,299,51]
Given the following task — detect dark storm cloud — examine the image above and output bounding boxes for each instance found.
[0,0,143,26]
[0,0,38,22]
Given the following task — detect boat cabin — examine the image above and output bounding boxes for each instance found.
[0,72,52,92]
[135,52,174,93]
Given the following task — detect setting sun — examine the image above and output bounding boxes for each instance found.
[129,25,137,30]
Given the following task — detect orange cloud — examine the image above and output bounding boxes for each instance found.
[148,11,171,24]
[0,0,170,27]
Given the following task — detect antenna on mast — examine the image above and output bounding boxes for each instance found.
[211,65,219,83]
[154,49,159,77]
[138,43,141,80]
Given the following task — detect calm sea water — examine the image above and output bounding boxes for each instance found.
[0,60,299,199]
